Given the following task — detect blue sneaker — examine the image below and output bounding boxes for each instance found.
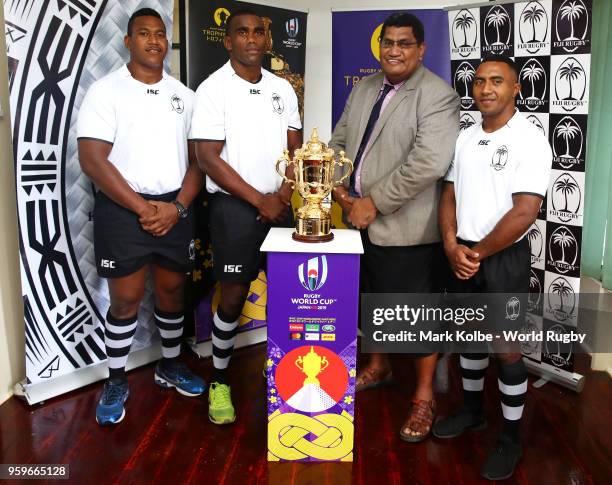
[154,361,206,397]
[96,379,129,426]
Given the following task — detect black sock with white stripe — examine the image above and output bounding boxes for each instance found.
[154,308,184,368]
[460,353,489,413]
[104,311,138,382]
[498,359,528,443]
[211,307,239,384]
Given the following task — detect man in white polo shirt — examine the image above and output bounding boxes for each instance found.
[435,55,552,480]
[77,8,205,426]
[192,9,302,425]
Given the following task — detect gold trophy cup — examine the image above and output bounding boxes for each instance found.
[276,128,353,242]
[295,346,329,386]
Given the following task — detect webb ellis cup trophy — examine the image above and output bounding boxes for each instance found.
[276,128,353,242]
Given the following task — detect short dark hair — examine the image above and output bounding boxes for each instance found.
[479,54,519,81]
[225,9,261,35]
[380,13,425,44]
[127,8,164,36]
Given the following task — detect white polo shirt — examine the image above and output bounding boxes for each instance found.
[190,61,302,195]
[77,65,194,195]
[445,110,552,242]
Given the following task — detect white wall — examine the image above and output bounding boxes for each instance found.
[0,5,25,404]
[270,0,475,139]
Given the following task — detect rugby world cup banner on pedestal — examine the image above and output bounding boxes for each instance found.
[266,252,359,462]
[4,0,175,392]
[181,0,307,342]
[447,0,591,375]
[332,9,450,128]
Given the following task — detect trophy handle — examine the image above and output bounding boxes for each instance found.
[295,356,304,371]
[320,357,329,371]
[276,149,296,189]
[334,150,354,187]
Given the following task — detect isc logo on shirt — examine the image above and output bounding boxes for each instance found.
[101,259,115,268]
[147,89,159,95]
[249,89,261,95]
[224,264,242,273]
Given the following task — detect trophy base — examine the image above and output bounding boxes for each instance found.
[292,217,333,243]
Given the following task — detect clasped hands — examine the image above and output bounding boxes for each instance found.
[138,201,179,237]
[445,242,481,280]
[333,186,377,230]
[255,187,292,224]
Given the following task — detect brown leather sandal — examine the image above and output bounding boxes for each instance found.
[355,367,394,392]
[399,398,436,443]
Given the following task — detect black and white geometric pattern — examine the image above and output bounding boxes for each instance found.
[448,0,592,374]
[5,0,174,387]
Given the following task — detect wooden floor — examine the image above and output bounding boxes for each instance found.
[1,344,610,484]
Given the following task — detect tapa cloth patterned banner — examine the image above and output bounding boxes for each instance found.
[447,0,592,375]
[4,0,174,388]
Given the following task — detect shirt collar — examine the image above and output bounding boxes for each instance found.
[382,76,406,91]
[121,64,168,80]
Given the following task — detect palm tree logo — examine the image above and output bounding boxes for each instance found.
[490,145,509,171]
[520,61,546,102]
[453,10,477,49]
[555,119,580,158]
[528,270,542,311]
[505,297,521,321]
[485,7,510,47]
[558,0,587,41]
[455,63,475,109]
[544,324,573,367]
[520,2,547,45]
[557,59,585,100]
[553,173,581,220]
[549,226,577,272]
[527,115,546,136]
[547,277,576,321]
[459,113,476,131]
[527,225,543,260]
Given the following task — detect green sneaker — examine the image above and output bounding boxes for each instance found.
[208,382,236,425]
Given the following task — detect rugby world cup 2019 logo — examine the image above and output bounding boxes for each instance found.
[482,5,513,55]
[518,1,549,54]
[451,9,479,58]
[299,256,328,291]
[554,0,590,54]
[286,18,299,38]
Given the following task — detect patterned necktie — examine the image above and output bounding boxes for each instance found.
[349,83,394,195]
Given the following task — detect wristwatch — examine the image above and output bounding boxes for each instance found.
[172,200,188,219]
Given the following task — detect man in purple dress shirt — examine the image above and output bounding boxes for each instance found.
[330,12,459,442]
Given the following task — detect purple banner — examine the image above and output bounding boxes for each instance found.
[266,252,359,462]
[332,9,450,128]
